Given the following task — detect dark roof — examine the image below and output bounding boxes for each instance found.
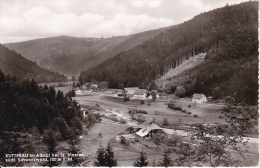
[125,87,139,95]
[134,89,147,95]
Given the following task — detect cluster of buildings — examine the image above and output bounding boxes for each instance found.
[75,82,209,103]
[110,87,159,99]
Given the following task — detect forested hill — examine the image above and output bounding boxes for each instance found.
[79,1,258,105]
[4,27,169,74]
[0,44,66,82]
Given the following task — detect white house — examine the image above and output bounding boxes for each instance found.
[90,84,98,91]
[133,89,147,99]
[192,93,208,103]
[75,89,84,95]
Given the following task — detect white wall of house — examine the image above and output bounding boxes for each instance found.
[133,93,147,99]
[192,96,208,103]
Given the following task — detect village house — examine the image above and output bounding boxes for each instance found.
[75,89,84,95]
[133,89,147,99]
[135,123,165,138]
[90,84,98,91]
[124,87,139,98]
[192,93,208,103]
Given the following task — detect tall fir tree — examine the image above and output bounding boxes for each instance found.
[133,150,149,167]
[158,150,173,167]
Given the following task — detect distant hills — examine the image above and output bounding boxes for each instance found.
[0,44,66,82]
[5,27,170,74]
[79,1,258,105]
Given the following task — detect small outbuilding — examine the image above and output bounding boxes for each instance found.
[192,93,208,103]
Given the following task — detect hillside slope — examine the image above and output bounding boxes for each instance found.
[0,44,66,82]
[156,53,206,87]
[80,1,258,105]
[5,27,169,74]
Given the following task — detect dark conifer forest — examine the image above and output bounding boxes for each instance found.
[79,1,258,105]
[0,70,85,166]
[0,44,66,83]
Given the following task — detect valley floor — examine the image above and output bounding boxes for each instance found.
[74,91,259,166]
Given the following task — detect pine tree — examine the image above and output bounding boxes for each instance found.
[158,150,173,167]
[133,150,149,167]
[94,144,117,167]
[41,129,60,167]
[94,146,106,166]
[105,144,117,167]
[67,137,89,166]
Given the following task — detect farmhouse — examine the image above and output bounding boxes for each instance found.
[90,84,98,91]
[124,87,139,98]
[192,93,208,103]
[136,123,165,138]
[75,89,84,95]
[133,89,147,99]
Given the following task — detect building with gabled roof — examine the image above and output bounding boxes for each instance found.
[135,123,164,137]
[124,87,139,97]
[133,89,147,99]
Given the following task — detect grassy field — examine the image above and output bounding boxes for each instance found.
[74,93,259,166]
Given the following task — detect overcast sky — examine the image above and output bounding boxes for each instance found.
[0,0,248,43]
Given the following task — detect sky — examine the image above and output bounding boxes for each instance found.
[0,0,249,43]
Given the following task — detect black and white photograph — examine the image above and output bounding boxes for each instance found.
[0,0,258,167]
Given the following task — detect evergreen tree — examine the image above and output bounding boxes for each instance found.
[158,150,173,167]
[41,129,60,167]
[94,146,106,166]
[105,144,117,167]
[133,150,149,167]
[94,144,117,167]
[67,137,89,166]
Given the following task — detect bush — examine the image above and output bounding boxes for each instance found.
[140,100,145,104]
[129,108,147,114]
[135,114,146,123]
[162,118,169,126]
[136,110,148,114]
[212,87,221,100]
[123,97,130,102]
[107,116,119,122]
[188,104,191,107]
[187,111,192,114]
[168,103,182,111]
[175,86,186,98]
[119,118,127,124]
[181,109,187,113]
[126,127,135,133]
[167,135,182,147]
[193,114,198,118]
[120,136,129,146]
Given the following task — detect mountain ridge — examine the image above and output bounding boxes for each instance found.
[0,44,66,82]
[79,1,258,105]
[4,26,171,75]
